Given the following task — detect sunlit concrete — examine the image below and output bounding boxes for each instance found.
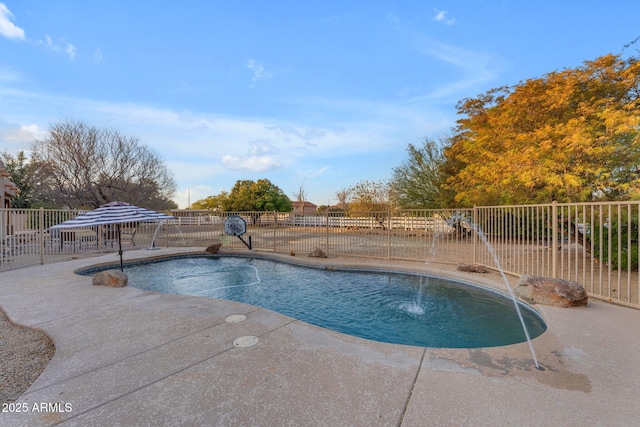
[1,248,639,426]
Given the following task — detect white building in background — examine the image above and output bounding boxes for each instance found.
[1,160,19,243]
[0,160,19,209]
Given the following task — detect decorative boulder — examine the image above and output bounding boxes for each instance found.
[308,248,327,258]
[515,276,588,307]
[93,270,128,288]
[457,263,488,273]
[205,242,222,254]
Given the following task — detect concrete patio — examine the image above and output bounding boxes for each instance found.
[1,248,639,426]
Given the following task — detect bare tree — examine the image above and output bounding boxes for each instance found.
[335,188,349,209]
[32,120,177,210]
[293,180,307,204]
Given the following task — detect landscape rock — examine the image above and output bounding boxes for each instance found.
[92,270,128,288]
[515,275,588,307]
[457,263,488,273]
[308,248,327,258]
[205,242,222,254]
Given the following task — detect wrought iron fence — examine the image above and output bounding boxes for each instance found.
[2,202,638,308]
[474,202,639,309]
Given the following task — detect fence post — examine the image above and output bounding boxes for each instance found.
[325,208,329,254]
[552,201,558,278]
[96,225,101,254]
[166,219,171,248]
[273,211,277,252]
[39,208,45,265]
[0,209,4,266]
[386,208,391,260]
[473,206,478,264]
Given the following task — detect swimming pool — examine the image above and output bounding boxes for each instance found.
[86,256,546,348]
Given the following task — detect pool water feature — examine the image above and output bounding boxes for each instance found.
[472,222,542,368]
[97,256,547,348]
[148,221,187,250]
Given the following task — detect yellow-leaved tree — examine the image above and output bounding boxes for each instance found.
[445,53,640,206]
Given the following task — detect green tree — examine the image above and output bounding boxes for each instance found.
[191,192,229,210]
[593,210,639,271]
[446,53,640,206]
[1,151,40,208]
[31,120,177,210]
[391,137,453,209]
[225,179,292,212]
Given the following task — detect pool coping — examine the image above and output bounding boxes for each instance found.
[1,247,639,425]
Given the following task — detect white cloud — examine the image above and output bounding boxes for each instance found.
[222,153,282,172]
[1,86,452,163]
[407,38,503,101]
[65,42,76,59]
[434,9,455,26]
[42,34,54,49]
[39,34,77,59]
[0,3,25,40]
[222,142,282,172]
[0,5,76,60]
[430,44,497,91]
[0,123,46,152]
[249,142,278,156]
[86,101,350,160]
[247,59,273,83]
[266,125,326,142]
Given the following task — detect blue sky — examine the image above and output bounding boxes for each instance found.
[1,1,638,208]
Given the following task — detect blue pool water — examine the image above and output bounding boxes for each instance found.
[89,256,546,348]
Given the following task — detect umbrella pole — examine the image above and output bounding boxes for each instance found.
[118,223,123,271]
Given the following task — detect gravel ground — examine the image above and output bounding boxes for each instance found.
[0,308,54,405]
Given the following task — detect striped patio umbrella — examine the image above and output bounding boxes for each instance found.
[51,201,175,271]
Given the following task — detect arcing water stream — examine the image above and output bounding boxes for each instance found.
[470,222,541,370]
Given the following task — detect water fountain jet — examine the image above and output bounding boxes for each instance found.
[468,219,542,370]
[148,221,187,251]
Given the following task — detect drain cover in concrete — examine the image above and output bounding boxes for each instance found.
[233,336,259,348]
[225,314,247,323]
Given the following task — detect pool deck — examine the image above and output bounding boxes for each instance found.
[1,248,639,426]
